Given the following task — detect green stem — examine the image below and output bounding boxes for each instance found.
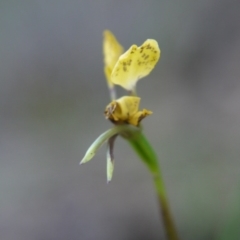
[127,131,179,240]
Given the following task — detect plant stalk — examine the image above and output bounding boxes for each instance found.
[127,131,179,240]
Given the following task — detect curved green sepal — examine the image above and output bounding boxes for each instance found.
[80,125,139,165]
[106,135,118,182]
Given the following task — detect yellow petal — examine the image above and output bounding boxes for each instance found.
[104,66,112,87]
[111,39,160,90]
[104,96,152,126]
[129,109,153,126]
[103,30,124,87]
[105,96,140,122]
[116,96,140,116]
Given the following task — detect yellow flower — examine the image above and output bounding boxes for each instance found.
[103,30,124,88]
[111,39,160,91]
[81,31,160,182]
[104,96,152,126]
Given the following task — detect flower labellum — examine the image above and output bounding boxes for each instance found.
[105,96,152,126]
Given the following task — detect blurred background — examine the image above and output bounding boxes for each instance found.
[0,0,240,239]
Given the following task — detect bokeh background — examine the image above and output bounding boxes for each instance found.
[0,1,240,240]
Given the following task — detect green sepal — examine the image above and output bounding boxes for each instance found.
[80,125,139,165]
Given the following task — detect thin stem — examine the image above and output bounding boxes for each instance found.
[153,172,179,240]
[127,132,179,240]
[109,86,117,100]
[128,86,137,97]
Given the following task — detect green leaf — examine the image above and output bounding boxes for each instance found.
[80,125,139,165]
[127,131,159,174]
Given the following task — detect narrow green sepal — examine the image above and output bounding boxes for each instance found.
[80,125,139,165]
[106,150,114,182]
[106,135,118,182]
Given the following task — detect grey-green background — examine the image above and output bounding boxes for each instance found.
[0,1,240,240]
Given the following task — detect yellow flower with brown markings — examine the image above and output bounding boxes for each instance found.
[81,31,161,182]
[104,96,152,126]
[103,31,160,127]
[111,39,160,91]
